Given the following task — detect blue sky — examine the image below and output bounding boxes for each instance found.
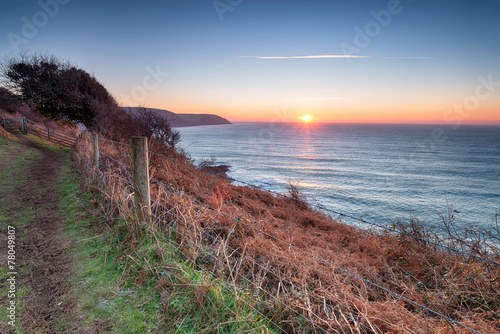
[1,0,499,123]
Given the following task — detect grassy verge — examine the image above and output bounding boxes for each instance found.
[59,153,277,333]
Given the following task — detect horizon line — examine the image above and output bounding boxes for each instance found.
[226,120,500,126]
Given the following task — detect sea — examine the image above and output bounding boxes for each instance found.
[177,123,500,233]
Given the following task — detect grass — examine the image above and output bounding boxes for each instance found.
[58,151,160,333]
[60,149,278,333]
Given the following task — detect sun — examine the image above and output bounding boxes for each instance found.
[298,115,314,122]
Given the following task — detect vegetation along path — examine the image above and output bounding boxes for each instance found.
[0,134,108,333]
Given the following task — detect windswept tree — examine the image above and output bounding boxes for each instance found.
[0,52,117,127]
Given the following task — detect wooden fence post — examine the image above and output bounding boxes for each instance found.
[131,137,152,223]
[22,117,27,134]
[47,128,51,141]
[1,117,4,129]
[93,133,99,168]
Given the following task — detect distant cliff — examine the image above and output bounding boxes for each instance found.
[123,107,231,127]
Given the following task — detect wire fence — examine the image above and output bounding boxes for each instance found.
[98,136,500,268]
[101,152,331,333]
[100,150,372,333]
[91,135,497,333]
[146,166,485,334]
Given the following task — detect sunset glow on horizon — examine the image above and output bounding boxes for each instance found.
[1,1,499,125]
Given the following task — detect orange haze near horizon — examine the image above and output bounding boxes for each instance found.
[149,99,500,125]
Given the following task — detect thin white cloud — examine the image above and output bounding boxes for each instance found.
[241,55,433,60]
[241,55,370,59]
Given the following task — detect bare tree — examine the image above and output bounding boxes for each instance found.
[135,107,181,148]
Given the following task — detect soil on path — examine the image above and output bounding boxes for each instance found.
[0,135,108,334]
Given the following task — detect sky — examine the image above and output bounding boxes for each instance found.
[1,0,499,124]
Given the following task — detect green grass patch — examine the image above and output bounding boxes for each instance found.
[58,156,281,333]
[59,158,163,333]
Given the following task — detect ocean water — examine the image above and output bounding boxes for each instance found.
[177,123,500,232]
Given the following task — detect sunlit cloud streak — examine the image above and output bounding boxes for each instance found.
[241,55,433,60]
[241,55,370,59]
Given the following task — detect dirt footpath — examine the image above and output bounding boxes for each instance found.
[0,136,106,334]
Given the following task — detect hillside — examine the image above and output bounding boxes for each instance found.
[2,110,499,333]
[176,113,232,126]
[123,107,231,127]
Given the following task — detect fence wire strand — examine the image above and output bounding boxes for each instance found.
[96,135,500,267]
[147,173,483,334]
[99,152,288,332]
[100,150,369,332]
[97,143,485,334]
